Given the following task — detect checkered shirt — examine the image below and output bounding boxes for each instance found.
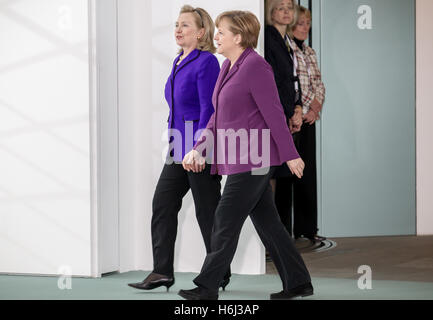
[292,42,326,116]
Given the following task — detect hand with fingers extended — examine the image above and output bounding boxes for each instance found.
[182,150,206,173]
[286,157,305,179]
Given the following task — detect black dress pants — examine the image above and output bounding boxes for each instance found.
[151,163,226,277]
[193,167,311,292]
[275,122,318,238]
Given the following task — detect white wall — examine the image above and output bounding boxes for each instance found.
[0,0,92,276]
[416,0,433,235]
[117,0,266,275]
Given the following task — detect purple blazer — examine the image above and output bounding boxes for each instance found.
[165,49,220,162]
[194,48,300,175]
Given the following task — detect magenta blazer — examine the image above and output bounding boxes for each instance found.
[194,47,300,175]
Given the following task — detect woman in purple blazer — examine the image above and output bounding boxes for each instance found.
[128,5,230,292]
[180,11,312,300]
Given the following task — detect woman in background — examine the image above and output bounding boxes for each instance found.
[264,0,303,236]
[287,5,326,242]
[128,5,230,292]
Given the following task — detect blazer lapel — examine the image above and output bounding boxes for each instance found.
[212,60,230,107]
[219,63,240,93]
[168,49,201,103]
[269,25,294,62]
[280,36,294,63]
[174,49,201,77]
[216,48,253,96]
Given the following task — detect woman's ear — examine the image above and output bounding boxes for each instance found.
[235,34,242,45]
[197,28,205,40]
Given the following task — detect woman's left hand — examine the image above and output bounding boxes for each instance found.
[286,158,305,179]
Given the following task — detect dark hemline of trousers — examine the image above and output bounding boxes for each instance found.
[193,167,311,293]
[275,122,318,238]
[151,163,230,279]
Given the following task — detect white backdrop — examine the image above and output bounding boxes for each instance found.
[117,0,266,275]
[0,0,92,276]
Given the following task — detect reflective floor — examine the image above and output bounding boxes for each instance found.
[268,235,433,283]
[1,236,432,300]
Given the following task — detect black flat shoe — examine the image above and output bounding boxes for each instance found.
[270,282,314,300]
[128,273,174,291]
[178,287,218,300]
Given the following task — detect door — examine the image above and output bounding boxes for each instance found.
[312,0,416,237]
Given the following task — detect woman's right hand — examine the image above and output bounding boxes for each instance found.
[182,150,206,173]
[286,158,305,179]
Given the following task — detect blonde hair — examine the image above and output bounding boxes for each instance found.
[215,11,261,49]
[178,5,216,53]
[265,0,298,35]
[289,5,312,37]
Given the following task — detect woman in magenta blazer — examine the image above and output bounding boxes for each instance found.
[179,11,313,300]
[128,5,230,292]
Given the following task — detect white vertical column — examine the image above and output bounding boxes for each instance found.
[89,0,121,277]
[117,0,154,272]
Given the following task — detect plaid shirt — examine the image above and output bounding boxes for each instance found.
[292,42,326,116]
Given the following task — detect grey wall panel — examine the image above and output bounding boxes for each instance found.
[317,0,416,237]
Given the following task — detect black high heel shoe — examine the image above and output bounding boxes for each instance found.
[219,277,230,291]
[128,273,175,291]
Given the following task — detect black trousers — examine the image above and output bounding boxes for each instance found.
[194,167,311,292]
[151,163,227,277]
[275,122,318,238]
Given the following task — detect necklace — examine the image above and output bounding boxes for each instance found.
[177,53,187,65]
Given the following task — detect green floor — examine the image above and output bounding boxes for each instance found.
[1,271,433,300]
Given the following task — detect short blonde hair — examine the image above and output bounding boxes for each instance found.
[289,5,312,37]
[179,5,216,53]
[215,11,261,49]
[265,0,298,34]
